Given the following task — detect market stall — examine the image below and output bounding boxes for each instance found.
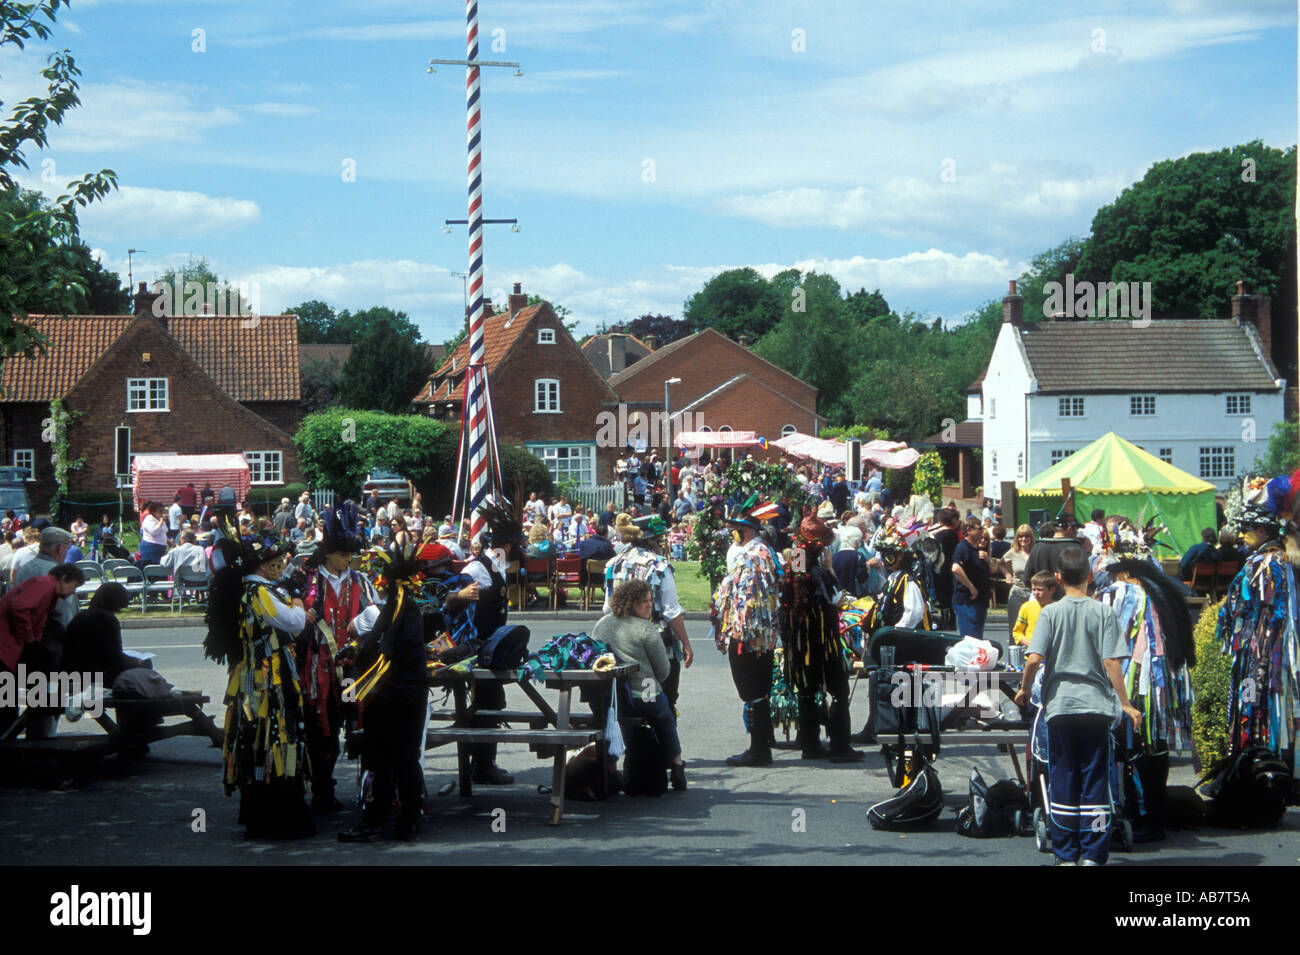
[130,453,251,514]
[772,432,921,470]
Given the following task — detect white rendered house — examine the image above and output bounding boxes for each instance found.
[981,281,1285,497]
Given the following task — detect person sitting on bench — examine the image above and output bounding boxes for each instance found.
[0,563,85,737]
[593,578,686,791]
[62,583,151,687]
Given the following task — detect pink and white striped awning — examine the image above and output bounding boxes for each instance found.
[772,432,921,470]
[131,454,251,514]
[674,430,763,449]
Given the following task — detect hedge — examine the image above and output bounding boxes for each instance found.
[1190,597,1230,774]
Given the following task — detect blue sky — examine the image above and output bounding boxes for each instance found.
[5,0,1296,342]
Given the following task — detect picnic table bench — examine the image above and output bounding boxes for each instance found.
[0,690,222,780]
[426,664,636,825]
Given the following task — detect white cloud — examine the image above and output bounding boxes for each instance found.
[241,102,319,116]
[78,185,261,238]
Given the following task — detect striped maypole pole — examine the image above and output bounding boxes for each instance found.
[464,0,489,542]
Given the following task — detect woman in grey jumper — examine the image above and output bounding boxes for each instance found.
[593,578,687,790]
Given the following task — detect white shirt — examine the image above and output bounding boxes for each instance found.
[141,514,167,546]
[162,543,208,577]
[168,503,183,531]
[889,571,927,630]
[245,574,306,635]
[526,499,546,520]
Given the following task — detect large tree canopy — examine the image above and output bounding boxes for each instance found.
[339,315,436,413]
[294,409,455,493]
[683,267,784,341]
[1076,141,1296,320]
[288,301,425,344]
[1,0,119,359]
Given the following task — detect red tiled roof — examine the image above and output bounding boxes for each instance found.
[0,315,134,402]
[1,313,301,403]
[414,306,541,404]
[169,315,301,402]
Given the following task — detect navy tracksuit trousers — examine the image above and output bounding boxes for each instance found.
[1048,713,1113,864]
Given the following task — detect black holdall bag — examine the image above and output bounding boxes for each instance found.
[477,624,530,670]
[956,767,1030,837]
[1205,745,1291,829]
[867,739,944,831]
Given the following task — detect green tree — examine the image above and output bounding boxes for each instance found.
[843,287,890,323]
[1,0,118,359]
[333,305,423,344]
[339,316,436,413]
[752,271,857,423]
[1251,417,1299,478]
[1076,141,1297,320]
[294,409,455,493]
[287,299,338,344]
[500,444,556,505]
[682,267,783,341]
[154,255,249,315]
[625,312,689,347]
[299,356,343,414]
[1015,237,1086,322]
[819,424,891,441]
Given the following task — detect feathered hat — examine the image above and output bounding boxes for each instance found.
[320,500,364,555]
[477,498,525,547]
[796,514,834,550]
[724,492,779,529]
[1109,558,1195,671]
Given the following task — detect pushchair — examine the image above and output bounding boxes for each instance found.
[1027,692,1134,854]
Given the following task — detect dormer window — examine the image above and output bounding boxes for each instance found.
[538,328,556,345]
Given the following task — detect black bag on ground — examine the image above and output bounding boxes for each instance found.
[476,625,530,669]
[621,722,667,797]
[1205,746,1291,829]
[564,743,621,802]
[867,746,944,830]
[956,768,1029,837]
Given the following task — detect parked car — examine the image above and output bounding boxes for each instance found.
[362,470,411,506]
[0,467,32,522]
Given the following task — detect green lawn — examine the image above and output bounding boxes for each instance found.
[668,559,712,612]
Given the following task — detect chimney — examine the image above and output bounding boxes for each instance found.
[135,281,163,321]
[508,281,527,318]
[1002,279,1023,326]
[738,333,751,348]
[608,334,627,374]
[465,297,494,320]
[1232,280,1272,358]
[644,333,658,351]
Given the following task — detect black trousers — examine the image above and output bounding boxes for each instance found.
[362,693,427,827]
[0,640,60,738]
[797,649,852,751]
[303,707,340,800]
[469,680,507,767]
[729,647,772,702]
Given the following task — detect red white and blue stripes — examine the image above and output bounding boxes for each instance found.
[464,0,489,542]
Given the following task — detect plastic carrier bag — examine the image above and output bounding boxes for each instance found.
[945,635,1000,670]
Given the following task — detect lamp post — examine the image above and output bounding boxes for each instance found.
[664,377,681,507]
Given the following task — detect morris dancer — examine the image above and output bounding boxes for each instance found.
[712,495,782,767]
[300,502,376,811]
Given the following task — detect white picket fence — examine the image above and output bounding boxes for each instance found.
[313,489,336,514]
[570,482,626,514]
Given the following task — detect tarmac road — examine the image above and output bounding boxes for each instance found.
[1,615,1296,866]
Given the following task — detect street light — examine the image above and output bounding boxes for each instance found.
[664,377,681,506]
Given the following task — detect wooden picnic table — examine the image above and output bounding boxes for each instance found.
[426,664,637,825]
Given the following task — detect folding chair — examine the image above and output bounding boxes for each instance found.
[175,567,211,612]
[1186,562,1217,600]
[75,561,104,599]
[583,559,608,611]
[522,557,551,608]
[1215,560,1241,599]
[552,556,582,610]
[142,565,173,613]
[112,564,146,613]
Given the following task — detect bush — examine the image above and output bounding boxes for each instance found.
[245,484,309,515]
[912,450,944,506]
[1190,597,1230,773]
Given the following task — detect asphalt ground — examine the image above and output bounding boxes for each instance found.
[1,614,1297,867]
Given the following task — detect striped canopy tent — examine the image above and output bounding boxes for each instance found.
[773,432,922,470]
[674,430,764,450]
[131,454,251,514]
[1015,432,1215,554]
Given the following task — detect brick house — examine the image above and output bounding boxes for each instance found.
[1,290,303,508]
[581,331,653,378]
[412,284,620,486]
[607,327,823,462]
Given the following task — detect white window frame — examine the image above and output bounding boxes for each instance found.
[989,398,996,419]
[537,328,556,345]
[1226,394,1251,416]
[991,450,998,473]
[529,444,595,487]
[1016,452,1024,478]
[781,424,797,437]
[127,377,169,412]
[534,379,560,414]
[244,450,283,485]
[1158,448,1173,464]
[1057,396,1085,418]
[1198,446,1235,480]
[1129,394,1156,416]
[1050,449,1070,466]
[12,449,33,480]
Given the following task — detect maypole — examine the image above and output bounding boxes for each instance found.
[431,1,521,543]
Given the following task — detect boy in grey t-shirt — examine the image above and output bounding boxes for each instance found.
[1015,547,1141,866]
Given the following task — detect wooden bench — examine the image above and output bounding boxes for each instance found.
[0,691,221,779]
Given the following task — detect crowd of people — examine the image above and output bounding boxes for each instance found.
[0,458,1294,860]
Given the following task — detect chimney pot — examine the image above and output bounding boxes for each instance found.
[739,333,751,348]
[508,283,527,318]
[1002,279,1024,326]
[644,333,658,351]
[1236,279,1245,295]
